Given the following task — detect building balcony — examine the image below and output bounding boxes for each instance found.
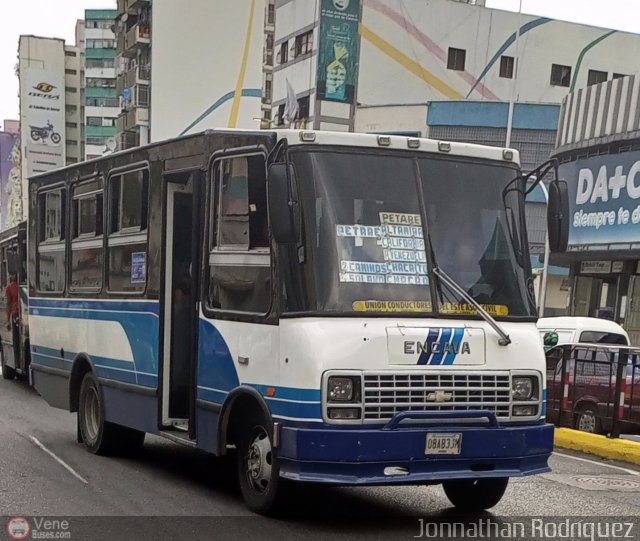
[117,0,149,15]
[117,23,151,57]
[116,106,149,133]
[116,130,140,151]
[116,64,151,94]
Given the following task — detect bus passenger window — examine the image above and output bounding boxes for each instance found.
[71,179,104,291]
[107,168,149,293]
[36,188,66,293]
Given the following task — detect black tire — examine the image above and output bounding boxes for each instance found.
[1,345,16,380]
[443,477,509,512]
[50,132,61,144]
[575,405,602,434]
[78,371,145,455]
[30,130,41,141]
[237,414,285,515]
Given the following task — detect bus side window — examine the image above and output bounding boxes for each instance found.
[208,154,270,314]
[36,187,67,293]
[107,169,149,293]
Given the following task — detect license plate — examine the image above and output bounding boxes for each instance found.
[425,433,462,455]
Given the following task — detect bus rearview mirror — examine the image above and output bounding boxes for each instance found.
[268,162,300,245]
[547,180,569,253]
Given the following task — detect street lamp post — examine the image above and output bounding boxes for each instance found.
[505,0,523,148]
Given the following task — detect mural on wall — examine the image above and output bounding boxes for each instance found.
[0,132,23,231]
[316,0,361,103]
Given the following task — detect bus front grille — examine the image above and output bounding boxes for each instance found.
[362,372,511,422]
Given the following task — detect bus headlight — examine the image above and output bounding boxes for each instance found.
[327,376,359,402]
[512,376,537,401]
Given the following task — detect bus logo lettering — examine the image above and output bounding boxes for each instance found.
[404,341,471,355]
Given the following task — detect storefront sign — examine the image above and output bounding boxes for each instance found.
[316,0,361,103]
[612,261,624,273]
[581,261,611,274]
[560,150,640,250]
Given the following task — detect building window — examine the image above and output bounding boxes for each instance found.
[208,154,271,313]
[550,64,572,87]
[65,50,77,57]
[587,69,608,86]
[87,136,107,146]
[499,55,514,79]
[277,103,285,126]
[86,58,114,69]
[86,97,119,107]
[295,30,313,57]
[613,73,627,80]
[279,41,288,64]
[66,121,78,128]
[87,117,102,126]
[87,78,116,88]
[65,68,77,75]
[266,34,274,50]
[86,39,116,49]
[66,86,78,93]
[298,95,310,120]
[447,47,466,71]
[67,140,78,146]
[267,3,275,24]
[264,79,272,101]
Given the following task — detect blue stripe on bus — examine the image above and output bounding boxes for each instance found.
[429,328,452,365]
[31,346,158,388]
[248,383,321,402]
[443,328,465,365]
[418,328,439,365]
[28,304,159,376]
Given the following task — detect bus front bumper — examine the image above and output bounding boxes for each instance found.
[276,416,554,486]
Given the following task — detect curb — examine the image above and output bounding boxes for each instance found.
[555,427,640,466]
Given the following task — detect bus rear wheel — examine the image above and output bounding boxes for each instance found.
[1,346,16,380]
[237,415,285,515]
[442,477,508,512]
[78,371,145,455]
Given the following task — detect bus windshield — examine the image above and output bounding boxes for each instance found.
[289,148,534,318]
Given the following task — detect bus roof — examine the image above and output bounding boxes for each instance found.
[29,129,520,182]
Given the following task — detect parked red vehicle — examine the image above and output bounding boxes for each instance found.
[545,344,640,435]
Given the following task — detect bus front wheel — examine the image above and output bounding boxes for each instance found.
[237,415,285,515]
[78,371,145,455]
[442,477,508,512]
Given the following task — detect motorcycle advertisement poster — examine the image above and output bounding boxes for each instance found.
[24,68,65,177]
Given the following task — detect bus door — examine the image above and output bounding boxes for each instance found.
[161,171,201,434]
[0,240,19,373]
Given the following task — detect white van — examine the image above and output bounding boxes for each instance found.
[537,316,630,350]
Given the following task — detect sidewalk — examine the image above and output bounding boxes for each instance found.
[555,427,640,466]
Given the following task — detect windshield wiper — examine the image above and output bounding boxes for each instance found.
[432,266,512,347]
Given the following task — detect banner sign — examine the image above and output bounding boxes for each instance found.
[316,0,361,103]
[560,151,640,250]
[24,68,65,178]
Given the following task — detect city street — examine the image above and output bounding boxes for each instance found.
[2,377,640,539]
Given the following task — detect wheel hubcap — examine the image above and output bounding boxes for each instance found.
[83,387,100,442]
[579,411,596,433]
[246,427,272,493]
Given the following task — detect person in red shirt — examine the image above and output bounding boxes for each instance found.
[5,273,20,357]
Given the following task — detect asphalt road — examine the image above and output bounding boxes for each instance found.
[3,377,640,540]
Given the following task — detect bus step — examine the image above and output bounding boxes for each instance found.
[159,428,196,448]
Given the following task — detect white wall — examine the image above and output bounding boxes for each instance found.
[357,0,640,107]
[151,0,266,141]
[355,105,428,136]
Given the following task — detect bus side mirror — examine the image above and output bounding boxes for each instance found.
[543,331,559,348]
[547,180,569,253]
[268,162,300,245]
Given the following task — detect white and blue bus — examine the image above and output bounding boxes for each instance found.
[28,129,569,514]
